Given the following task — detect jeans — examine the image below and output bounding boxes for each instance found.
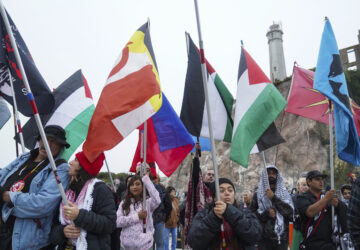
[154,222,165,250]
[164,227,177,250]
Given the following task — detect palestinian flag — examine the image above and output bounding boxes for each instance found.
[180,33,234,142]
[19,70,94,161]
[230,47,286,167]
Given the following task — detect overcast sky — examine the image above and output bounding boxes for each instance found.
[1,0,360,175]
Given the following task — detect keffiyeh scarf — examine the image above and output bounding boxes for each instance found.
[257,165,294,243]
[59,178,101,250]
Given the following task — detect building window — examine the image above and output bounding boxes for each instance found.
[274,66,277,72]
[347,49,356,63]
[348,65,357,71]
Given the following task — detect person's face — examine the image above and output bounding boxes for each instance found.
[243,192,251,204]
[69,158,81,176]
[204,170,215,183]
[299,181,309,194]
[130,179,142,197]
[38,136,62,159]
[342,188,351,200]
[267,168,278,184]
[308,177,324,192]
[220,183,235,205]
[170,190,176,198]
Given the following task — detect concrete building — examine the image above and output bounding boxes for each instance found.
[266,22,287,82]
[339,30,360,71]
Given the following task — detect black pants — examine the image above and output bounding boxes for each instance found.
[258,238,288,250]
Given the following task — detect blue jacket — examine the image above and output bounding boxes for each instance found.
[0,151,70,250]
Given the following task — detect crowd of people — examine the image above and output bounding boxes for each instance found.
[0,126,359,250]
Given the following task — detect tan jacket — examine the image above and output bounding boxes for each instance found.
[165,197,179,228]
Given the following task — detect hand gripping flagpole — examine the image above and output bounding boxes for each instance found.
[8,68,25,153]
[0,1,71,212]
[328,101,335,228]
[193,0,226,248]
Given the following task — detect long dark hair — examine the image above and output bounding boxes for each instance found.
[69,165,93,195]
[121,175,144,216]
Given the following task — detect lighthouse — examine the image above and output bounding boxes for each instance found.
[266,22,287,82]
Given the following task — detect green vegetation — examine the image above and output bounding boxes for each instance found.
[346,69,360,104]
[97,172,129,184]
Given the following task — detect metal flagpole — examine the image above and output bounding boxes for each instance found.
[142,121,147,233]
[12,105,19,157]
[193,0,225,247]
[261,151,270,188]
[104,158,116,192]
[329,101,335,227]
[0,1,70,210]
[8,69,25,153]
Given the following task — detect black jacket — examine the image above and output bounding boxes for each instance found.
[249,191,294,243]
[152,183,172,224]
[50,181,117,250]
[187,203,262,250]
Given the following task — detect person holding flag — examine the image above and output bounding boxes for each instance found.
[250,165,294,250]
[187,178,262,249]
[0,125,70,250]
[117,171,161,250]
[50,151,116,250]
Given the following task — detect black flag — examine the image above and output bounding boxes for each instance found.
[0,9,54,116]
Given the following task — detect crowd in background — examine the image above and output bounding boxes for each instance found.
[0,127,360,250]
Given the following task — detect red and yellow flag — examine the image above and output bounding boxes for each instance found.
[83,22,162,162]
[285,65,360,135]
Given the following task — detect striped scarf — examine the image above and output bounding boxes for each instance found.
[257,165,294,243]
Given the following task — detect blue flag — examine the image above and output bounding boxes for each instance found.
[314,18,360,166]
[0,10,54,116]
[190,136,211,153]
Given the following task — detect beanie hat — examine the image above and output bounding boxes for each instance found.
[210,178,235,198]
[76,151,105,176]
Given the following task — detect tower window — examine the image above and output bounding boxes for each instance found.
[274,66,277,72]
[347,49,356,63]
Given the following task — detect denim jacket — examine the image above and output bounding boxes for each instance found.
[0,151,70,250]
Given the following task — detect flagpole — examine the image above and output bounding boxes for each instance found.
[104,157,116,192]
[8,69,25,153]
[142,121,147,233]
[12,105,19,157]
[0,0,70,211]
[193,0,226,247]
[261,151,270,188]
[328,101,335,227]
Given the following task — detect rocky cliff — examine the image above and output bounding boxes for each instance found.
[166,79,330,199]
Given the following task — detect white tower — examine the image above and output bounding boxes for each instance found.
[266,22,287,82]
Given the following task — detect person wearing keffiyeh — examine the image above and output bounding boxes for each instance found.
[249,165,294,250]
[50,151,116,250]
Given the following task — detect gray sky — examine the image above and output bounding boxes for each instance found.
[1,0,360,175]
